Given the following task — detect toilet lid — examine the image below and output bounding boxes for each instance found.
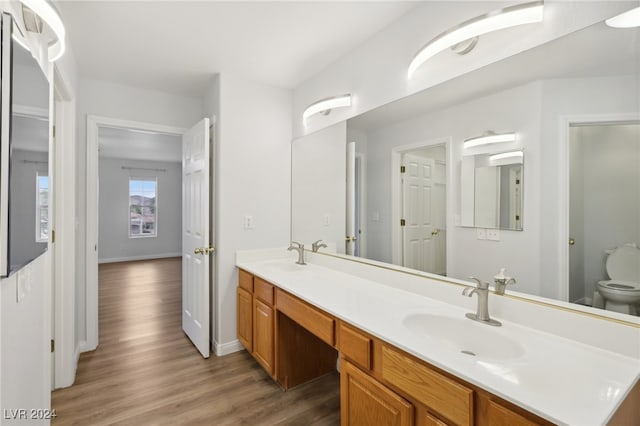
[606,246,640,282]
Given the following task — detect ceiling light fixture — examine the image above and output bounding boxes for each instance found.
[303,94,352,122]
[606,6,640,28]
[489,151,524,162]
[19,0,66,61]
[463,131,516,149]
[408,1,544,78]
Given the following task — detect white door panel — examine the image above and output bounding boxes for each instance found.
[402,154,435,273]
[182,118,210,358]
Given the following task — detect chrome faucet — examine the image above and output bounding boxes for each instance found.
[462,277,501,326]
[287,241,306,265]
[311,239,327,253]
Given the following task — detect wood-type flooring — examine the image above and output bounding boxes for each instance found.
[51,258,340,426]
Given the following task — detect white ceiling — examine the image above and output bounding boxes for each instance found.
[99,127,182,162]
[58,1,418,98]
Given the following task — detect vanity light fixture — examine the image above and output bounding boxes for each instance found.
[19,0,66,61]
[407,1,544,78]
[463,131,516,149]
[303,94,352,122]
[606,6,640,28]
[11,31,29,51]
[489,151,523,162]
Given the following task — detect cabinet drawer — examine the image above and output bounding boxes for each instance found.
[486,400,538,426]
[254,277,274,305]
[338,322,372,370]
[238,269,253,292]
[276,289,335,346]
[381,345,473,426]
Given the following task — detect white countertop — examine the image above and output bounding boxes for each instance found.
[236,255,640,426]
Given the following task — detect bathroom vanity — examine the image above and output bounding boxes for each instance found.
[236,251,639,426]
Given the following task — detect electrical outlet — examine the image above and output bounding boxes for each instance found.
[323,214,330,227]
[476,228,486,240]
[372,212,380,222]
[243,215,254,230]
[487,229,500,241]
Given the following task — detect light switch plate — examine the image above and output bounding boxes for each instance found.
[487,229,500,241]
[323,214,330,227]
[243,215,254,230]
[476,228,486,240]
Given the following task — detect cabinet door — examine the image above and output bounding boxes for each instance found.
[341,360,413,426]
[253,298,275,375]
[237,287,253,351]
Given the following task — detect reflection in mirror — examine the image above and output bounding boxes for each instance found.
[7,31,50,274]
[291,20,640,319]
[461,151,523,230]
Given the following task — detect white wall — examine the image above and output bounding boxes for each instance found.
[0,254,50,425]
[98,158,181,263]
[291,122,346,252]
[207,74,291,351]
[75,78,203,351]
[292,1,633,138]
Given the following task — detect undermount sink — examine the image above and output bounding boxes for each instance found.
[403,313,525,360]
[258,261,306,273]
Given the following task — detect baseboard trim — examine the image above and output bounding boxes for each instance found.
[214,339,244,356]
[77,339,96,354]
[98,253,181,264]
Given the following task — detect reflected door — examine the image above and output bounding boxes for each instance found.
[402,154,435,272]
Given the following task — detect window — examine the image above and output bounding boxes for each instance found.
[129,178,157,237]
[36,173,49,242]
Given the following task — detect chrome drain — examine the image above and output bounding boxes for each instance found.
[460,350,476,356]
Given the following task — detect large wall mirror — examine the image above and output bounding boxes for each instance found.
[0,14,50,276]
[291,18,640,321]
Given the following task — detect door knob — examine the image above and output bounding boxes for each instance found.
[431,229,439,236]
[569,238,575,246]
[194,247,216,255]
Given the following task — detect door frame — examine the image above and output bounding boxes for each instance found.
[557,112,640,302]
[391,137,452,269]
[85,115,186,351]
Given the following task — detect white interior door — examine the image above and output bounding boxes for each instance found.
[346,142,356,255]
[182,118,211,358]
[402,154,435,272]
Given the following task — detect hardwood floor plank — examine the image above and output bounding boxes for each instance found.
[52,258,340,425]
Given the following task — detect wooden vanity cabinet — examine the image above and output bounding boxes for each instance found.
[237,269,556,426]
[237,270,276,376]
[237,270,254,351]
[341,359,413,426]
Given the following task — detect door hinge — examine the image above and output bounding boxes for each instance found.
[515,215,520,221]
[516,179,520,184]
[52,125,56,138]
[51,339,55,353]
[400,166,406,173]
[51,229,55,244]
[400,219,406,227]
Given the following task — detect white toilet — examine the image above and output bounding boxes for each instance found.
[594,244,640,316]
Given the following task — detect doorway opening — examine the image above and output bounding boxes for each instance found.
[85,116,214,359]
[568,121,639,311]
